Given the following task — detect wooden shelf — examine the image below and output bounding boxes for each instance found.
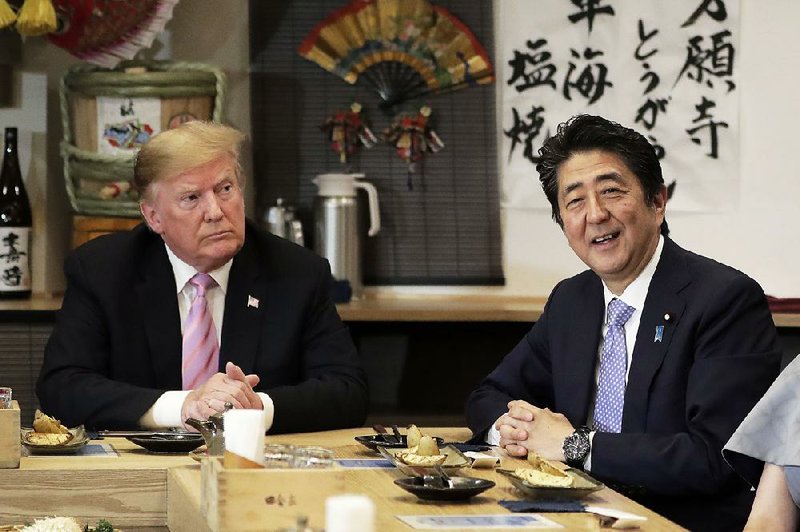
[2,293,799,327]
[336,294,800,327]
[336,295,547,322]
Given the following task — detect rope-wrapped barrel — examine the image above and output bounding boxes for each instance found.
[60,61,226,217]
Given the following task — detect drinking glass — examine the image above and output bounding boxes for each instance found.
[0,387,11,409]
[263,444,295,468]
[292,446,334,469]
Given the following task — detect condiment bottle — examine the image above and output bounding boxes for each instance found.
[0,127,32,299]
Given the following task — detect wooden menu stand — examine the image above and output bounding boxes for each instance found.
[0,400,21,469]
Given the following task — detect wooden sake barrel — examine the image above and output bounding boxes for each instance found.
[60,60,225,217]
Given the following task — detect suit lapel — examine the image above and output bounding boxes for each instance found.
[219,236,266,374]
[623,238,690,432]
[560,276,605,424]
[135,238,182,390]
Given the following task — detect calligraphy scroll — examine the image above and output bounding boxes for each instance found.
[500,0,739,213]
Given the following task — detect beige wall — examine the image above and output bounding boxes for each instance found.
[12,0,251,294]
[497,0,800,299]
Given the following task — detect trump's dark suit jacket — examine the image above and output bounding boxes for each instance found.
[37,220,368,433]
[466,237,781,531]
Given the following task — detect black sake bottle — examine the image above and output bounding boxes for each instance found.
[0,127,32,299]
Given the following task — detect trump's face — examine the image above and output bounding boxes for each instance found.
[557,149,666,294]
[141,154,246,272]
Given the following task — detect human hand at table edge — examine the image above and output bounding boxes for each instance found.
[181,362,263,431]
[496,400,574,462]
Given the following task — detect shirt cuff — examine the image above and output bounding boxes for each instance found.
[486,420,502,445]
[259,392,274,433]
[584,430,597,471]
[138,391,275,431]
[138,390,190,428]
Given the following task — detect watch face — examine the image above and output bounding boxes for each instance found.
[563,429,590,465]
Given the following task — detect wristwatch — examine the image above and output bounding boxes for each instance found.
[562,425,591,468]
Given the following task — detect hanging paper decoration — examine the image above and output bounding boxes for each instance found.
[15,0,56,36]
[298,0,493,108]
[0,0,16,29]
[47,0,179,68]
[320,102,378,165]
[384,104,444,190]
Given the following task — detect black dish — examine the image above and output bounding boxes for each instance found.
[394,475,495,501]
[126,433,204,453]
[354,434,444,452]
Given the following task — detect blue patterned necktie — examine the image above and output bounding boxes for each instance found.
[593,298,636,433]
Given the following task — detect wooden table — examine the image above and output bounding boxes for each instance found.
[0,437,194,530]
[1,428,683,531]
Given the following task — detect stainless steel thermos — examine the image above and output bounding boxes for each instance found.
[264,198,304,246]
[313,173,380,300]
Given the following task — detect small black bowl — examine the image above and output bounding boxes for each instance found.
[354,434,445,452]
[394,475,495,501]
[126,433,205,453]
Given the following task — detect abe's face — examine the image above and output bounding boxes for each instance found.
[140,155,245,272]
[557,149,666,294]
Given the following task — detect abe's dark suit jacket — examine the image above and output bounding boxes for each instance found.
[466,237,781,531]
[37,220,368,433]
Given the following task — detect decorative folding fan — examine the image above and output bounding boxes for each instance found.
[298,0,494,107]
[47,0,179,68]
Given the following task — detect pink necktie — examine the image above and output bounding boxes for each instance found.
[182,273,219,390]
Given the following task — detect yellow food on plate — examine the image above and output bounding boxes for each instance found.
[416,435,439,456]
[406,424,423,448]
[26,409,74,446]
[396,451,447,466]
[25,432,73,446]
[513,452,573,487]
[32,409,70,435]
[513,467,573,487]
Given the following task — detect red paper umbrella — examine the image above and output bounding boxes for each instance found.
[47,0,179,68]
[298,0,494,108]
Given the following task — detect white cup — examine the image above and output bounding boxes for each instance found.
[223,409,266,465]
[325,494,375,532]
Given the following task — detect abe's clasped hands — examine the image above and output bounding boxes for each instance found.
[495,400,575,461]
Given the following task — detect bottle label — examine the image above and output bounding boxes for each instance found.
[0,227,31,292]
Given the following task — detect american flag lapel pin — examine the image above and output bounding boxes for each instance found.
[654,325,664,343]
[247,295,260,309]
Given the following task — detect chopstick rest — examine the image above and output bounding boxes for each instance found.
[465,450,500,468]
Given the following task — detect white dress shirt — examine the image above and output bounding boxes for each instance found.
[138,244,275,430]
[487,236,665,470]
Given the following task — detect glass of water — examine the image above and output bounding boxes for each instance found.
[263,444,295,468]
[0,387,11,409]
[292,446,334,469]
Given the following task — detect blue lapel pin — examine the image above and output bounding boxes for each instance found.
[654,325,664,343]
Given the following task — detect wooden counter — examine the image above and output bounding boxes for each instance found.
[0,437,194,528]
[0,428,683,531]
[6,293,800,327]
